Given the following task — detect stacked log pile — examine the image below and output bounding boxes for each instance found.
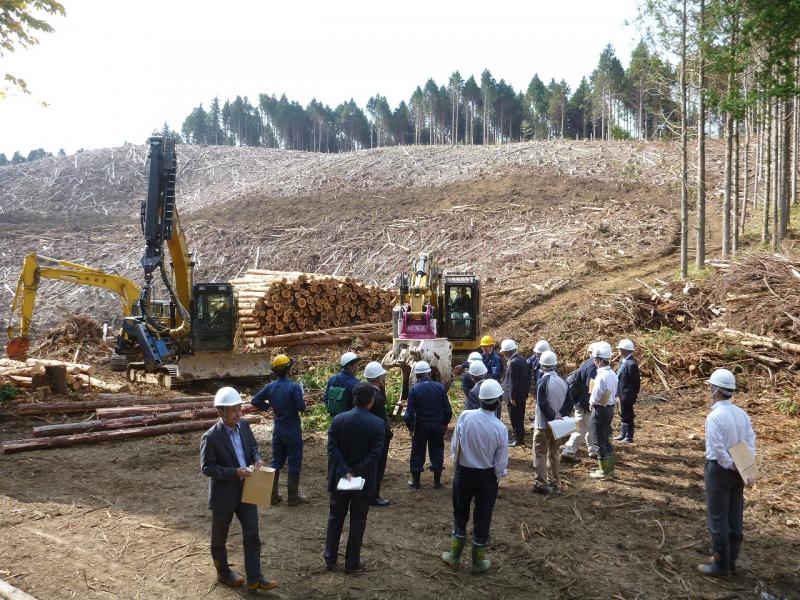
[231,270,394,350]
[2,393,261,454]
[0,357,127,394]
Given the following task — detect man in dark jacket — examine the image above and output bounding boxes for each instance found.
[323,383,385,574]
[324,351,360,415]
[364,361,393,507]
[404,361,453,489]
[200,387,278,592]
[479,335,503,381]
[562,343,598,463]
[615,339,641,443]
[251,353,308,506]
[500,339,531,447]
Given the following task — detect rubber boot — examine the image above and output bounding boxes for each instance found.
[607,453,616,476]
[433,471,443,489]
[730,536,742,575]
[287,475,309,506]
[697,541,731,578]
[470,543,491,574]
[441,533,466,568]
[614,423,627,441]
[590,457,610,479]
[271,470,283,505]
[407,471,421,489]
[624,424,634,443]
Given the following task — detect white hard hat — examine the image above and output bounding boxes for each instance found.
[478,379,503,401]
[468,360,488,377]
[539,350,558,367]
[707,368,737,391]
[414,361,432,374]
[591,341,613,359]
[364,361,387,379]
[617,339,635,351]
[534,339,550,353]
[340,351,360,367]
[500,339,517,352]
[468,351,483,362]
[587,342,598,356]
[213,386,243,407]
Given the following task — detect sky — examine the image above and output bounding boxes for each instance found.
[0,0,641,157]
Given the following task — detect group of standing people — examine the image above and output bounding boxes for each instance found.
[198,336,758,590]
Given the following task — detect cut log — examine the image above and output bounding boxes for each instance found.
[96,402,257,420]
[32,409,231,437]
[2,415,261,454]
[12,395,214,416]
[73,373,130,393]
[707,326,800,354]
[0,577,39,600]
[25,358,95,376]
[45,365,69,394]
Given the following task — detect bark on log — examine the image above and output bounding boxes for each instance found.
[73,373,130,393]
[707,326,800,354]
[25,358,95,376]
[32,409,228,437]
[1,415,261,454]
[12,395,214,416]
[96,403,257,420]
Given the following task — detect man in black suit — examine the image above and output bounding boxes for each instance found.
[614,339,641,443]
[323,382,385,573]
[200,387,278,592]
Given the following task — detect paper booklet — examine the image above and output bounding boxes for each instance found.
[337,476,366,491]
[242,466,277,507]
[728,441,760,482]
[548,417,577,440]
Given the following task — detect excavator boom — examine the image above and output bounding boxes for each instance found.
[5,253,140,358]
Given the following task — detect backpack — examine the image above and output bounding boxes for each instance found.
[326,385,348,416]
[565,368,586,410]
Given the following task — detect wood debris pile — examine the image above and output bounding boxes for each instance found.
[231,270,393,350]
[28,313,113,367]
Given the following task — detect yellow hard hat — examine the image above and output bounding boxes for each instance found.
[480,335,495,346]
[272,354,292,369]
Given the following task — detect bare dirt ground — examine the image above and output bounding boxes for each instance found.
[1,142,798,599]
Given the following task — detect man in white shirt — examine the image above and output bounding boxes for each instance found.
[588,341,618,480]
[698,368,756,578]
[440,379,508,575]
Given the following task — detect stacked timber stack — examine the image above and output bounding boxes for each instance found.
[0,357,128,394]
[231,270,394,350]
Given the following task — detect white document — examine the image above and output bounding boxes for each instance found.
[337,476,365,491]
[728,441,760,482]
[548,417,577,440]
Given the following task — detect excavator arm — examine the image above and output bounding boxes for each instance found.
[5,253,140,358]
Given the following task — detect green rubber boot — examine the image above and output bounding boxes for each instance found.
[607,453,615,476]
[590,457,610,479]
[471,543,491,574]
[441,533,466,568]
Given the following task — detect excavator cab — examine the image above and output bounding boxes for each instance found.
[191,283,235,352]
[442,273,481,353]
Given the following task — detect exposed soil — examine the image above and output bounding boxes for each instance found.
[1,143,798,599]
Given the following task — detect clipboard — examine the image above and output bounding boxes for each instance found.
[548,417,577,439]
[241,466,276,507]
[728,442,760,482]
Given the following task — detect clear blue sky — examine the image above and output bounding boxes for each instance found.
[0,0,640,157]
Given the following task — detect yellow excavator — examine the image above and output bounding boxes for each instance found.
[5,253,142,359]
[382,252,481,408]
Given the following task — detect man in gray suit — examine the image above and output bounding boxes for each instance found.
[200,387,278,591]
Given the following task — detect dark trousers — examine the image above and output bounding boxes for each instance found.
[324,490,371,569]
[590,405,614,459]
[271,427,304,477]
[619,397,636,426]
[211,502,261,583]
[507,398,526,443]
[452,465,499,545]
[705,460,744,561]
[410,420,444,473]
[375,430,391,498]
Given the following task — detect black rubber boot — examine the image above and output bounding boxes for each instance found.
[271,469,283,505]
[407,471,421,489]
[615,423,627,441]
[433,471,443,489]
[624,423,634,443]
[730,536,742,575]
[287,475,309,506]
